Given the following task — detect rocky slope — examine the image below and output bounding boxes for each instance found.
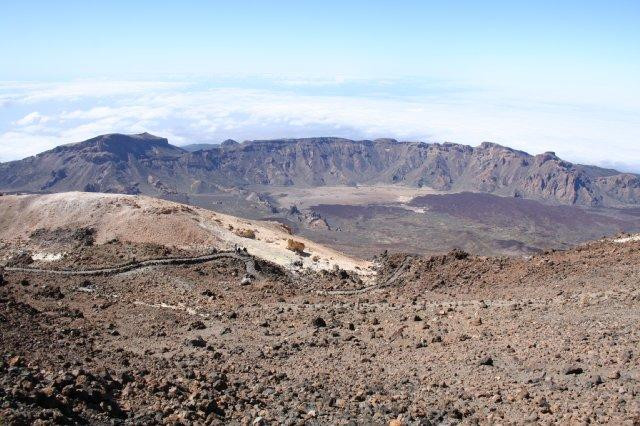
[1,133,639,207]
[1,230,639,424]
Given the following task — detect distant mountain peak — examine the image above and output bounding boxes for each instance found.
[221,139,239,147]
[136,132,163,139]
[479,141,508,150]
[52,132,169,152]
[37,132,183,167]
[87,132,169,145]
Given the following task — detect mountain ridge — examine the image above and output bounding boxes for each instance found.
[1,132,638,207]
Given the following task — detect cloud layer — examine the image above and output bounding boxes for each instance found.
[1,78,639,172]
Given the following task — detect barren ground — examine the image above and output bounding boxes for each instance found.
[186,186,640,258]
[252,185,442,210]
[1,229,639,424]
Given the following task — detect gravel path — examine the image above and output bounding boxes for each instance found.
[4,251,258,278]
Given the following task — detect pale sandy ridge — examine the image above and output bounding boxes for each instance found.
[0,192,372,274]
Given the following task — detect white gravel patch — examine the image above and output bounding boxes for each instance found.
[32,252,64,262]
[613,235,640,243]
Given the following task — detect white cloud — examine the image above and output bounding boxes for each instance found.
[15,111,49,126]
[0,79,639,172]
[0,131,66,160]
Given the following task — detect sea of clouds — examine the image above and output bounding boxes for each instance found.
[0,76,638,172]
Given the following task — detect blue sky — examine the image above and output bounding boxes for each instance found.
[1,1,639,170]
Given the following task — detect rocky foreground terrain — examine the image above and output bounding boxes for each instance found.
[1,222,639,424]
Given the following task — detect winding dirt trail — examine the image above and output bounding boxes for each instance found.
[4,251,259,278]
[4,249,409,296]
